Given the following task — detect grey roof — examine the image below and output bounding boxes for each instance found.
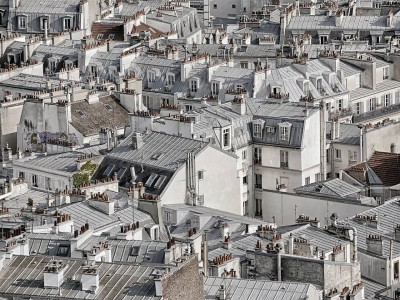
[0,255,160,300]
[34,44,79,57]
[295,178,362,199]
[349,79,400,101]
[204,277,317,300]
[27,232,72,256]
[0,74,76,90]
[14,152,84,174]
[287,15,400,31]
[326,122,360,145]
[15,0,80,14]
[77,237,166,263]
[107,132,206,171]
[343,198,400,258]
[58,199,154,232]
[362,277,385,300]
[247,100,319,148]
[5,189,49,214]
[339,61,364,78]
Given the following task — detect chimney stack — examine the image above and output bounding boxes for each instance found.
[81,265,99,294]
[132,132,143,150]
[43,260,67,288]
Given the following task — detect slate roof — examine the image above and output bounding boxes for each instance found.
[15,0,80,14]
[0,255,160,299]
[0,74,76,90]
[107,132,206,171]
[344,151,400,186]
[294,178,362,199]
[70,96,129,137]
[287,15,400,31]
[247,100,319,148]
[326,122,360,145]
[58,200,154,232]
[204,277,317,300]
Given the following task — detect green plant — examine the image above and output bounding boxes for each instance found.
[73,160,97,187]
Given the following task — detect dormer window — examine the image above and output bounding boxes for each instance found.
[278,122,292,142]
[40,16,49,30]
[252,120,265,138]
[167,73,175,86]
[211,81,220,95]
[223,128,231,148]
[148,70,156,83]
[190,78,198,93]
[316,78,322,92]
[18,16,27,29]
[383,67,389,80]
[253,123,262,138]
[303,81,310,96]
[63,17,72,31]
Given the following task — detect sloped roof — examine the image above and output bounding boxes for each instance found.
[344,151,400,186]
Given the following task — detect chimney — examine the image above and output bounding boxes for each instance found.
[288,234,294,255]
[43,260,67,288]
[391,143,396,153]
[223,235,232,250]
[132,132,143,150]
[231,95,246,115]
[387,10,393,27]
[335,10,343,26]
[220,223,229,239]
[335,120,340,139]
[154,271,163,297]
[81,265,99,294]
[218,285,226,300]
[366,235,383,256]
[16,147,23,159]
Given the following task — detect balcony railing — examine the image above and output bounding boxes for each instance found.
[280,162,289,169]
[353,103,400,123]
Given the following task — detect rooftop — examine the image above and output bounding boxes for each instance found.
[70,96,129,137]
[15,0,80,14]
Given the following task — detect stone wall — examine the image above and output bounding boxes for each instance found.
[162,255,204,300]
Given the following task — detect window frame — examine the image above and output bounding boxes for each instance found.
[280,150,289,169]
[18,15,27,29]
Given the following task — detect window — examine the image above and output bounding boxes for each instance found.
[32,175,37,187]
[185,105,193,111]
[280,150,289,168]
[232,4,236,8]
[335,173,340,178]
[384,94,391,107]
[369,98,376,111]
[57,245,70,256]
[190,79,198,93]
[130,246,140,256]
[164,211,171,222]
[255,198,262,216]
[63,18,72,31]
[335,149,342,160]
[253,123,262,138]
[396,91,400,104]
[198,170,204,180]
[354,74,361,88]
[242,150,247,160]
[243,7,247,12]
[18,16,26,29]
[356,102,362,115]
[254,148,262,165]
[326,149,330,163]
[279,126,290,141]
[243,176,248,185]
[305,177,310,185]
[167,74,175,85]
[303,82,310,96]
[18,172,24,179]
[162,98,170,106]
[316,78,323,92]
[315,173,321,182]
[395,261,399,280]
[266,126,275,134]
[349,150,357,163]
[46,177,51,190]
[148,71,156,83]
[223,128,230,147]
[243,200,248,215]
[213,4,217,8]
[240,61,248,69]
[255,174,262,189]
[320,36,328,44]
[211,82,220,95]
[197,195,204,205]
[383,67,389,80]
[337,99,343,111]
[40,17,49,30]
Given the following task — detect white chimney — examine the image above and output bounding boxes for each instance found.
[43,260,67,288]
[81,265,99,294]
[132,132,144,150]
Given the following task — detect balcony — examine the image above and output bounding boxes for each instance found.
[353,103,400,123]
[280,162,288,169]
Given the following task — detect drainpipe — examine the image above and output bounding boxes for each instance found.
[359,125,363,162]
[202,232,208,276]
[277,251,282,281]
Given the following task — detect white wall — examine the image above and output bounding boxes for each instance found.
[262,190,374,226]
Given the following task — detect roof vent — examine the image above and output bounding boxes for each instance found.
[132,132,143,150]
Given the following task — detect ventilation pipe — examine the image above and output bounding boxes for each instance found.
[202,232,209,276]
[330,213,358,262]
